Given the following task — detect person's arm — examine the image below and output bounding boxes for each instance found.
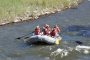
[57,27,60,32]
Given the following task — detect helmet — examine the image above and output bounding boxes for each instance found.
[36,25,40,28]
[55,24,58,27]
[54,24,58,28]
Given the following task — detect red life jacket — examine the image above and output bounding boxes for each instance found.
[43,26,50,31]
[43,28,49,35]
[54,26,60,33]
[34,28,40,35]
[50,29,57,36]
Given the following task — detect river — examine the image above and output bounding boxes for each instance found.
[0,0,90,60]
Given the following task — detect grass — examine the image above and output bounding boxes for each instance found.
[0,0,80,24]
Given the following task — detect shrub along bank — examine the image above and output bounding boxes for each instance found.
[0,0,82,25]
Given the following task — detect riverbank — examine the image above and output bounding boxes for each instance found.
[0,0,82,26]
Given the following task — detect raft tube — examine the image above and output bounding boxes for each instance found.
[24,35,62,45]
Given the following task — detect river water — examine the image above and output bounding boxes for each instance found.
[0,0,90,60]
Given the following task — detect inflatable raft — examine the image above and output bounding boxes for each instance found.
[24,35,62,45]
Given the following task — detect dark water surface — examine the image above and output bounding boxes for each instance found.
[0,0,90,60]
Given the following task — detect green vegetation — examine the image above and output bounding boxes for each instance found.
[0,0,80,24]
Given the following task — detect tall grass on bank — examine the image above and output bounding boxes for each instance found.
[0,0,80,24]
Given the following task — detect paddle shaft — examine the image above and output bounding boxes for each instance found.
[16,31,34,39]
[16,28,43,39]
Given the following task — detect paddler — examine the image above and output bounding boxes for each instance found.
[50,24,60,37]
[42,24,51,35]
[54,24,60,33]
[50,28,57,37]
[34,25,40,35]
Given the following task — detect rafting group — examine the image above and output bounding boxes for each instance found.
[33,24,60,37]
[24,24,61,45]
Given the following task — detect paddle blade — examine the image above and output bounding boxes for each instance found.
[16,37,21,39]
[75,41,83,45]
[55,38,60,45]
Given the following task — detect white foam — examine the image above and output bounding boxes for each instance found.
[50,48,69,58]
[49,46,52,51]
[50,45,90,58]
[76,45,90,50]
[75,45,90,54]
[84,50,89,54]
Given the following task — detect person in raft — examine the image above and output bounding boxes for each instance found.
[42,24,51,35]
[54,24,60,33]
[34,25,40,35]
[50,28,57,37]
[50,24,60,37]
[54,24,60,37]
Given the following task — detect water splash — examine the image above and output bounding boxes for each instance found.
[75,45,90,54]
[50,45,90,58]
[50,48,69,58]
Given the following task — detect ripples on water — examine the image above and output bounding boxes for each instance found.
[48,25,90,60]
[50,45,90,57]
[0,20,90,60]
[24,44,90,60]
[0,0,90,60]
[65,25,90,37]
[26,25,90,60]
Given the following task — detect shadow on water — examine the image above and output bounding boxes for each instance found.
[65,25,90,37]
[26,41,55,46]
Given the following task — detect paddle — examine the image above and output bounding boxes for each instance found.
[16,28,43,40]
[75,41,83,45]
[55,38,60,45]
[16,31,34,39]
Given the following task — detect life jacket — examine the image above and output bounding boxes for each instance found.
[54,26,60,33]
[44,24,50,30]
[43,28,49,35]
[34,28,40,35]
[50,28,57,36]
